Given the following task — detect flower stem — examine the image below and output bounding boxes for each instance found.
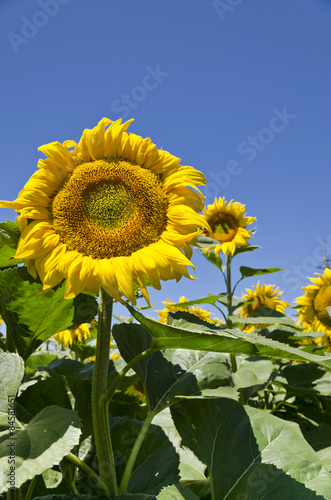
[66,452,109,497]
[119,411,155,494]
[102,346,156,406]
[92,287,118,498]
[225,255,237,373]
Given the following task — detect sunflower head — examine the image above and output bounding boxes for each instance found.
[157,296,220,325]
[0,118,208,305]
[202,197,256,257]
[238,282,289,331]
[296,268,331,333]
[125,380,146,404]
[52,323,91,349]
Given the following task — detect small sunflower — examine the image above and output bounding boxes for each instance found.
[53,323,91,348]
[0,118,208,305]
[296,268,331,335]
[157,296,220,324]
[202,197,256,257]
[125,380,146,404]
[238,282,289,331]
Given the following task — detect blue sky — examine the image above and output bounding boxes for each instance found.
[1,0,331,321]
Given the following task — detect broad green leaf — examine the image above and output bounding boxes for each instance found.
[239,266,284,279]
[0,405,81,494]
[24,353,68,376]
[113,324,237,413]
[171,398,331,499]
[0,351,24,432]
[126,306,331,372]
[0,351,24,412]
[235,356,275,389]
[0,221,23,268]
[303,423,331,471]
[157,485,200,499]
[109,415,179,495]
[0,267,97,360]
[153,409,209,498]
[17,376,72,420]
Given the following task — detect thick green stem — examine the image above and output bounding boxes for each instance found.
[66,453,109,497]
[25,478,37,500]
[225,255,237,372]
[119,411,155,494]
[92,287,118,498]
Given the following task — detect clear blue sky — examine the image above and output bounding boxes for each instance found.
[1,0,331,321]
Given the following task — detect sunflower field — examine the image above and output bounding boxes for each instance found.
[0,119,331,500]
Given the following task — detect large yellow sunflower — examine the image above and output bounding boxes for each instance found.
[238,282,289,331]
[0,118,208,305]
[157,296,220,324]
[202,197,256,257]
[296,268,331,334]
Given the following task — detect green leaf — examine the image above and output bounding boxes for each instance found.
[195,234,220,248]
[233,244,260,256]
[0,351,24,412]
[113,324,237,413]
[239,266,284,278]
[157,485,200,499]
[126,306,331,372]
[168,294,226,309]
[229,313,296,327]
[17,376,72,420]
[0,405,81,494]
[24,353,68,376]
[0,221,23,268]
[0,267,97,360]
[171,398,331,499]
[235,356,275,389]
[109,415,179,495]
[303,423,331,472]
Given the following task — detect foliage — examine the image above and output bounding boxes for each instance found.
[0,221,331,500]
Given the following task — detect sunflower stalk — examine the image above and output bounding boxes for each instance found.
[225,255,237,373]
[92,287,118,498]
[119,410,155,494]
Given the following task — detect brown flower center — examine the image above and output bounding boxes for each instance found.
[51,159,168,259]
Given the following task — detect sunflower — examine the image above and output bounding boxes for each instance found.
[52,323,91,348]
[202,197,256,257]
[238,282,289,331]
[0,118,208,305]
[125,380,146,404]
[157,296,220,324]
[296,268,331,336]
